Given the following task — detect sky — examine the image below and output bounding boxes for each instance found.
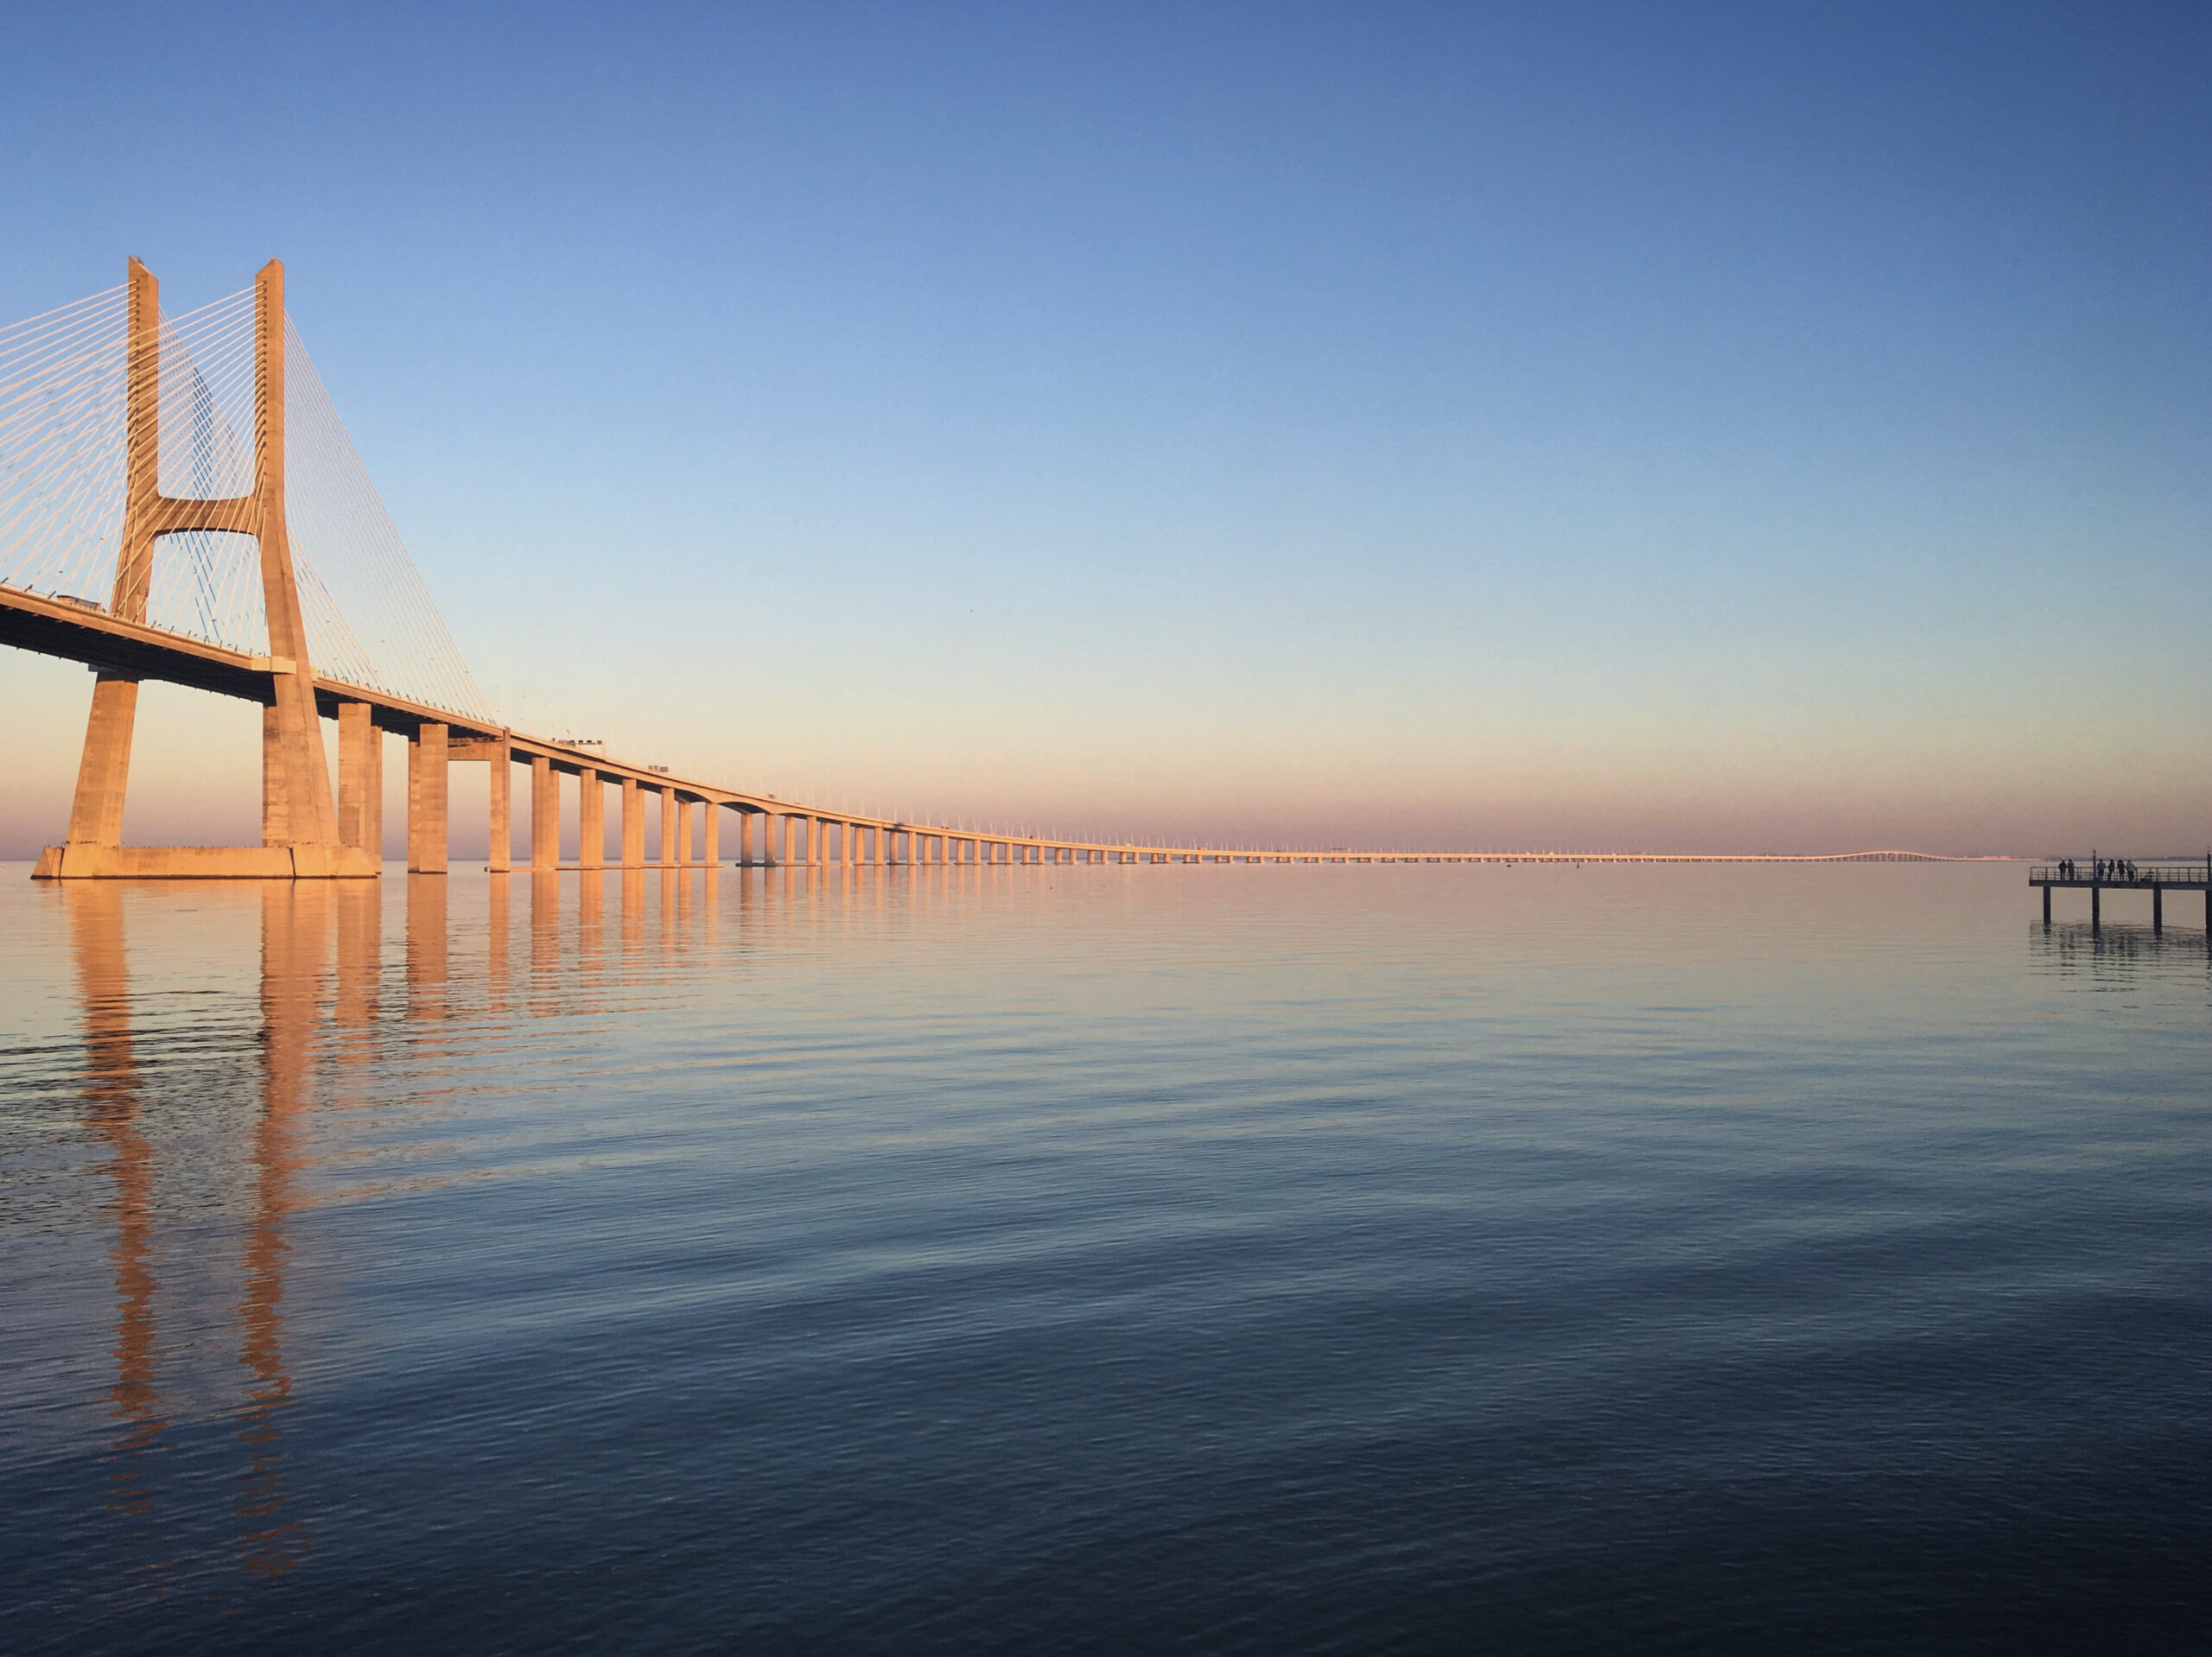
[1,1,2207,856]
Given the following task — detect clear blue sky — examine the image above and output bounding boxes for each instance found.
[2,2,2206,854]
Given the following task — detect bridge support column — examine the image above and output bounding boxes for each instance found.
[486,742,510,872]
[531,755,559,870]
[62,672,140,854]
[579,770,604,869]
[261,706,289,845]
[737,811,754,866]
[337,702,382,864]
[621,778,644,867]
[408,723,448,874]
[702,803,719,867]
[677,798,693,867]
[658,786,677,867]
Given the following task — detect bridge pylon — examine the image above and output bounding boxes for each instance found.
[33,259,377,879]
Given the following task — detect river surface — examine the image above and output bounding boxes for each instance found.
[2,862,2207,1653]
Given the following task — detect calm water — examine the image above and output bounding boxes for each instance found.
[2,862,2208,1653]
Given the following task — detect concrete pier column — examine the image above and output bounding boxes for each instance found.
[874,824,885,867]
[261,705,289,846]
[2091,885,2101,929]
[658,786,678,867]
[703,804,720,867]
[677,798,694,867]
[621,778,645,867]
[2042,886,2051,925]
[486,742,510,873]
[337,702,381,861]
[531,755,559,870]
[2153,886,2163,932]
[579,770,604,869]
[407,722,448,874]
[63,673,140,848]
[738,811,754,866]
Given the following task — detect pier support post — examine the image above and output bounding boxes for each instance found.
[677,798,694,867]
[64,674,140,853]
[2042,885,2050,925]
[531,755,559,870]
[407,722,448,874]
[579,770,603,869]
[2153,886,2163,933]
[621,778,644,867]
[658,786,677,867]
[261,706,289,845]
[2091,885,2101,930]
[486,742,510,872]
[337,702,382,863]
[703,803,719,866]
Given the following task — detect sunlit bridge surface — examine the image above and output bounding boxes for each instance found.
[3,860,2209,1652]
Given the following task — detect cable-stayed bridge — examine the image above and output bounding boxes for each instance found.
[1,260,1992,879]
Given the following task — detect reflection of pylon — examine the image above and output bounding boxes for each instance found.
[35,260,374,879]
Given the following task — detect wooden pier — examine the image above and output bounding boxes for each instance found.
[2031,860,2212,930]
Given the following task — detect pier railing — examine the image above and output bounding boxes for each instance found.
[2030,864,2212,886]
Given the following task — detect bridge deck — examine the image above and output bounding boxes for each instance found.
[0,579,2014,867]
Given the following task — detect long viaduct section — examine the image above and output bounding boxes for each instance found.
[1,261,1998,878]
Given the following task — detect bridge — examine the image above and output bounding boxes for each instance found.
[0,260,2019,879]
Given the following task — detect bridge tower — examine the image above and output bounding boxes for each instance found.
[34,259,376,879]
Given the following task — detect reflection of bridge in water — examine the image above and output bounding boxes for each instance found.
[64,879,336,1582]
[54,860,913,1590]
[1,261,2023,876]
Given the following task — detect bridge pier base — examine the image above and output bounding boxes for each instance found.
[580,770,604,869]
[621,778,645,867]
[531,755,558,871]
[338,702,383,867]
[408,723,448,873]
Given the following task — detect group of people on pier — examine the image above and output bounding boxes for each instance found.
[2057,857,2139,882]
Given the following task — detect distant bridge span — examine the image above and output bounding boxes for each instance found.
[0,262,2005,878]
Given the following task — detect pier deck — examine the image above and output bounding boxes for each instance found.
[2030,862,2212,930]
